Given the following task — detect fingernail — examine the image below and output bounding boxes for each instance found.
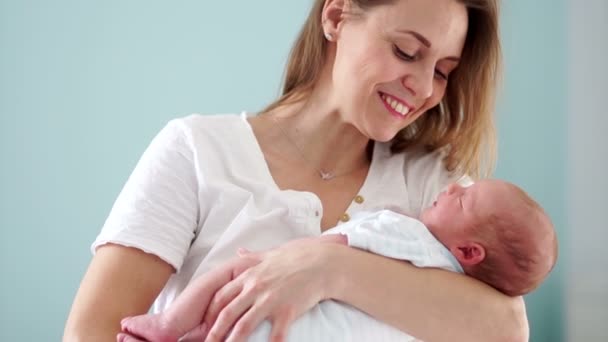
[237,247,251,256]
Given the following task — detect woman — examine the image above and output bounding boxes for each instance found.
[64,0,528,341]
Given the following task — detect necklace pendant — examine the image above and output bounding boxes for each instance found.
[320,171,335,181]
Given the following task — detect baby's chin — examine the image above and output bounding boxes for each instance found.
[419,207,432,227]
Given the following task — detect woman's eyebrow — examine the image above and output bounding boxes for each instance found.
[395,29,431,47]
[394,29,461,62]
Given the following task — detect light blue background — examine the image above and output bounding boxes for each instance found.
[0,1,565,341]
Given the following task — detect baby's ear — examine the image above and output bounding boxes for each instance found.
[450,242,486,266]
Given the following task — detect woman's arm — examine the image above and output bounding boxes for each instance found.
[331,245,529,342]
[202,239,528,342]
[63,244,174,342]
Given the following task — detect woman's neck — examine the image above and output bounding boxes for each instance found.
[264,89,372,177]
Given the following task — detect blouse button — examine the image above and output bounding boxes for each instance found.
[354,195,364,204]
[314,210,320,217]
[340,213,351,222]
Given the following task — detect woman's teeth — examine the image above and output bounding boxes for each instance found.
[381,93,411,116]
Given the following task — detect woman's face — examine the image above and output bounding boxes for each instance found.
[331,0,468,141]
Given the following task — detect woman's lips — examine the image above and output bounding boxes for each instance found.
[379,92,414,119]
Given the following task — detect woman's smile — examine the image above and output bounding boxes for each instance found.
[378,91,414,119]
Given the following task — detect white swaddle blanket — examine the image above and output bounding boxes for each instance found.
[244,210,463,342]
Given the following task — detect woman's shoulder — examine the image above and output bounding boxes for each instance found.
[161,112,263,169]
[171,112,248,133]
[163,112,254,147]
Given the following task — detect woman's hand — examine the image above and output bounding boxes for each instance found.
[201,236,346,342]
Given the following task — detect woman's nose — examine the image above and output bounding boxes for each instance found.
[402,64,434,99]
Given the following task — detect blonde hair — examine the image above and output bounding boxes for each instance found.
[260,0,502,179]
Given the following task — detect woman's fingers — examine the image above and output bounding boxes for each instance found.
[203,278,243,328]
[204,257,262,328]
[269,310,295,342]
[205,290,256,342]
[232,255,262,278]
[237,247,253,257]
[204,239,332,342]
[316,233,348,245]
[237,247,265,260]
[178,322,208,342]
[224,301,271,342]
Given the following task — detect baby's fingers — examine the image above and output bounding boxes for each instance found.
[116,333,147,342]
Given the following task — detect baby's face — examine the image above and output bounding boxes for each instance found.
[420,180,507,246]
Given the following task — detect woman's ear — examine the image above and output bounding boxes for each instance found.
[450,242,486,266]
[322,0,347,40]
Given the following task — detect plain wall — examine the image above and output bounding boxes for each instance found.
[566,0,608,340]
[0,1,566,340]
[497,1,566,341]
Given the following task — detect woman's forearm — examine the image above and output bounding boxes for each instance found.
[328,245,529,342]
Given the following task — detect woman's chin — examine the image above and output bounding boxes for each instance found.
[367,127,400,143]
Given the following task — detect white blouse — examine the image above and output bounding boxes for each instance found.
[92,112,468,313]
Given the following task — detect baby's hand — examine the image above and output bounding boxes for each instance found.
[118,313,181,342]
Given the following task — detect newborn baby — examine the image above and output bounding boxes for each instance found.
[119,179,557,342]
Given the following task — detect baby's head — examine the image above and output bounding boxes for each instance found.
[420,179,557,296]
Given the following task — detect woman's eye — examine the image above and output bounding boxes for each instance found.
[393,44,450,81]
[435,69,448,81]
[393,45,415,62]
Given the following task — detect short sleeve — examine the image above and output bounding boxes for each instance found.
[91,119,199,272]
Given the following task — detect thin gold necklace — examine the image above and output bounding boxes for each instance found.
[271,116,367,181]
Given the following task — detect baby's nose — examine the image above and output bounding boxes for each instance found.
[446,183,462,195]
